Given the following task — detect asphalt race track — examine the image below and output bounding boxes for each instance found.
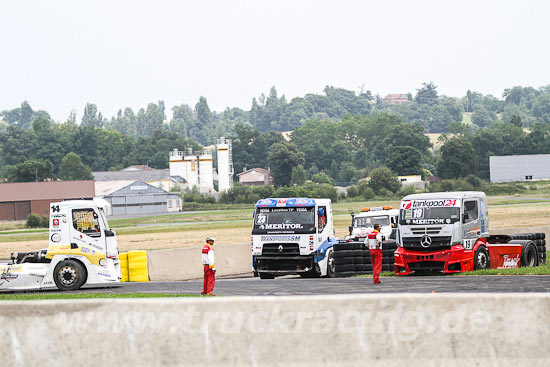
[71,275,550,296]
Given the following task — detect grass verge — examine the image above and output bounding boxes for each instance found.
[0,292,199,301]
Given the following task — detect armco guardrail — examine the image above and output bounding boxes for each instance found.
[1,294,548,366]
[147,243,252,281]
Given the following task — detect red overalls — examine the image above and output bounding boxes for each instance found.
[368,230,382,284]
[202,243,216,295]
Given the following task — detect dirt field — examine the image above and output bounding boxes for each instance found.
[1,203,549,259]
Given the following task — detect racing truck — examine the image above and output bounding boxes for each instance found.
[347,206,399,241]
[0,199,121,291]
[395,191,544,274]
[252,198,337,279]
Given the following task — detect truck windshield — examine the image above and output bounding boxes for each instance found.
[253,207,315,234]
[400,207,461,225]
[354,215,390,227]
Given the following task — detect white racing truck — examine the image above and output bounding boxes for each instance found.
[347,206,399,241]
[251,198,338,279]
[0,199,121,291]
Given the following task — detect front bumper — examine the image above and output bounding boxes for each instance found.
[394,245,474,275]
[253,254,314,275]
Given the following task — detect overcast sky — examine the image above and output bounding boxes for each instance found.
[1,0,549,122]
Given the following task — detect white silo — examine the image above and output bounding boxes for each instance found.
[199,149,214,194]
[169,149,186,179]
[184,149,199,189]
[217,137,233,193]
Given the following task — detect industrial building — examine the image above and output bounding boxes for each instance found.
[237,168,274,186]
[0,181,95,220]
[489,154,550,183]
[169,137,234,194]
[102,181,182,216]
[93,168,186,196]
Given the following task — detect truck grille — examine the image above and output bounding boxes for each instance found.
[410,227,443,235]
[402,236,451,251]
[409,261,445,271]
[262,243,300,256]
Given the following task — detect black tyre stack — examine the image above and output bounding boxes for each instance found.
[333,240,397,277]
[333,242,356,278]
[510,233,546,265]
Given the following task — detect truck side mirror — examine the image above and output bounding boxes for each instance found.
[348,226,353,235]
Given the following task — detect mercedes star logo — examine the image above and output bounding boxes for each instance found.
[420,235,432,248]
[278,245,284,253]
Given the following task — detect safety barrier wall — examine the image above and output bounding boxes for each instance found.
[495,226,550,240]
[147,243,252,281]
[1,293,548,366]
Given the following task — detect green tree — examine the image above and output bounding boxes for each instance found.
[290,164,306,186]
[471,105,496,127]
[311,172,333,185]
[81,103,103,128]
[7,159,54,182]
[268,142,305,187]
[415,82,438,106]
[58,152,93,180]
[437,136,479,179]
[368,167,400,194]
[387,146,422,175]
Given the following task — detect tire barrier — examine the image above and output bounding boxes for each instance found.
[333,240,396,277]
[509,233,547,266]
[128,250,149,282]
[119,252,129,282]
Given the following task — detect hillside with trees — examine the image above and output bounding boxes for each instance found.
[1,83,550,190]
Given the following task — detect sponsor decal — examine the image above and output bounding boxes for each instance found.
[499,254,520,269]
[260,235,301,242]
[50,233,61,243]
[410,219,445,225]
[52,218,60,227]
[50,228,61,233]
[98,272,111,277]
[256,198,316,208]
[43,281,53,285]
[52,213,67,219]
[404,199,460,208]
[260,223,304,230]
[81,247,90,254]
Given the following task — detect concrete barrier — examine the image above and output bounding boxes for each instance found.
[147,243,252,281]
[1,293,549,366]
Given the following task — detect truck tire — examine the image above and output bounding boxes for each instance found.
[327,250,336,278]
[53,259,87,291]
[336,264,355,272]
[259,273,275,279]
[474,246,490,270]
[521,242,538,267]
[334,250,354,258]
[334,243,353,251]
[335,256,354,266]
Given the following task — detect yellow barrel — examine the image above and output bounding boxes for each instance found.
[128,250,149,282]
[119,252,129,282]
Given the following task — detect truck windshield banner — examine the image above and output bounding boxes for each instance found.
[401,199,461,209]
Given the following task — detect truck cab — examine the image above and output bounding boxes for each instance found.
[251,198,337,279]
[347,206,399,241]
[0,199,121,291]
[395,191,503,274]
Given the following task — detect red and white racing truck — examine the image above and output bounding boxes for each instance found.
[394,191,544,274]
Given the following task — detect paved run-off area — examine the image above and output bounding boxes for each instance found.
[6,275,549,296]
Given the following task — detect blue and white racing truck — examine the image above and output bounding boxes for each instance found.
[251,198,338,279]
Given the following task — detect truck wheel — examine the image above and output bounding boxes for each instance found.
[474,246,490,270]
[53,259,87,291]
[327,250,336,278]
[521,243,538,267]
[259,273,275,279]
